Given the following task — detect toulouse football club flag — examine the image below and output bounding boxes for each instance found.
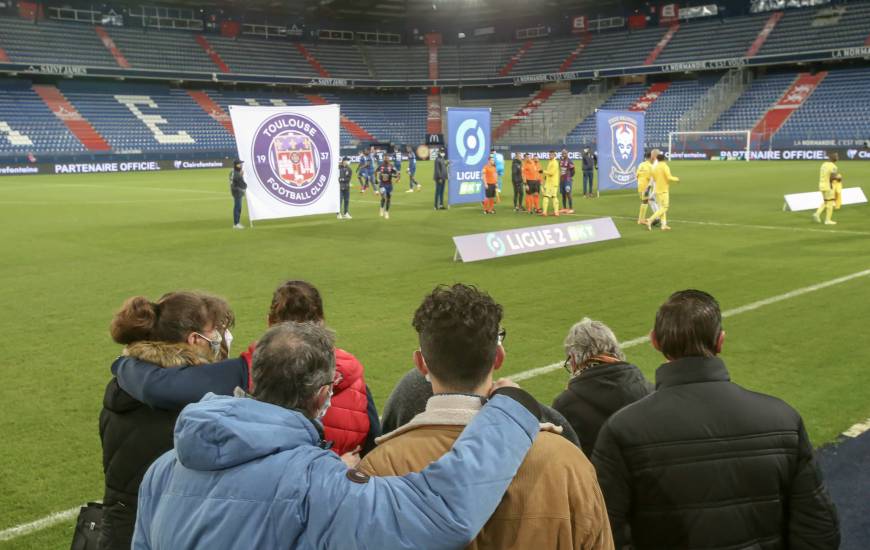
[596,110,645,193]
[229,104,340,221]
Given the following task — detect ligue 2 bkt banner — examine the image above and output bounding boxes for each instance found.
[596,110,645,192]
[229,104,340,221]
[446,107,491,205]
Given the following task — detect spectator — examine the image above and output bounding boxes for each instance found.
[113,280,380,457]
[592,290,840,549]
[359,284,613,549]
[100,291,234,550]
[133,322,547,550]
[552,318,652,456]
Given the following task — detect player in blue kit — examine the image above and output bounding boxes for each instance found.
[357,151,371,193]
[405,145,421,192]
[376,157,399,220]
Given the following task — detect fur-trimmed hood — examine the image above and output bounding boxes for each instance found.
[122,341,213,368]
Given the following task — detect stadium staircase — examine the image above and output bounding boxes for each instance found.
[303,94,376,141]
[751,72,827,140]
[498,41,533,77]
[492,88,555,141]
[187,90,233,134]
[295,43,331,77]
[94,26,130,68]
[195,35,230,73]
[32,84,111,151]
[629,83,671,112]
[355,40,377,78]
[558,34,591,73]
[677,68,752,132]
[746,12,783,57]
[645,23,679,65]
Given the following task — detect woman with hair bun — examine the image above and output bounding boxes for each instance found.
[112,281,381,463]
[99,291,237,550]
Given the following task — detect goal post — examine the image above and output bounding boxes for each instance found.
[668,130,752,161]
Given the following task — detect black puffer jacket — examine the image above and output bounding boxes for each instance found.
[99,378,177,550]
[98,342,213,550]
[551,361,652,456]
[592,356,840,550]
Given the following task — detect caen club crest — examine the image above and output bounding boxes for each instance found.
[251,113,332,206]
[608,115,638,186]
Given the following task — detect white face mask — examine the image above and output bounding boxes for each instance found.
[317,389,333,420]
[424,373,431,383]
[224,329,234,356]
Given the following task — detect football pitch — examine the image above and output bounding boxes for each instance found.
[1,160,869,548]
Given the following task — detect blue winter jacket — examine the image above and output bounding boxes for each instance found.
[133,393,539,550]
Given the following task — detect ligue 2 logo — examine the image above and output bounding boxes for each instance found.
[486,233,506,257]
[455,119,487,165]
[251,113,333,206]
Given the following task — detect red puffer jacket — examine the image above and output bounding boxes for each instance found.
[242,344,370,456]
[323,349,371,455]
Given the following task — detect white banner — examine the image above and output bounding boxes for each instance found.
[783,187,867,211]
[229,104,340,221]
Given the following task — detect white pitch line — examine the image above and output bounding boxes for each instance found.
[512,267,870,382]
[843,418,870,438]
[5,268,870,541]
[0,506,83,542]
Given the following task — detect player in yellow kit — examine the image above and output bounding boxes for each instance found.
[541,150,561,217]
[812,151,839,225]
[833,173,844,210]
[645,153,679,231]
[636,149,657,224]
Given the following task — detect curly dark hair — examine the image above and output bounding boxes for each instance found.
[412,283,503,391]
[268,280,324,325]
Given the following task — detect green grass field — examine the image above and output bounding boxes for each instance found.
[1,160,869,548]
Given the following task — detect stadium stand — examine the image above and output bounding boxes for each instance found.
[710,71,799,135]
[0,78,86,157]
[776,67,870,144]
[57,81,233,153]
[206,35,317,77]
[0,17,117,68]
[654,13,773,64]
[366,44,428,80]
[105,27,215,72]
[759,2,870,56]
[569,27,668,70]
[565,78,719,147]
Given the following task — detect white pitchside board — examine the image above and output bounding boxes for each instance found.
[783,187,867,212]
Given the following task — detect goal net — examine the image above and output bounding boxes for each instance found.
[668,131,752,161]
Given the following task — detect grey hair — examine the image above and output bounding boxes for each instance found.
[563,317,625,371]
[251,322,336,414]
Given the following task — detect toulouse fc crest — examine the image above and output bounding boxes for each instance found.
[251,113,332,206]
[608,115,638,186]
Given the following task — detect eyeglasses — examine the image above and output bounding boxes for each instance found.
[563,355,573,374]
[194,331,223,355]
[497,327,507,345]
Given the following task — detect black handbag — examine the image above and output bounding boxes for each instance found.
[69,502,102,550]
